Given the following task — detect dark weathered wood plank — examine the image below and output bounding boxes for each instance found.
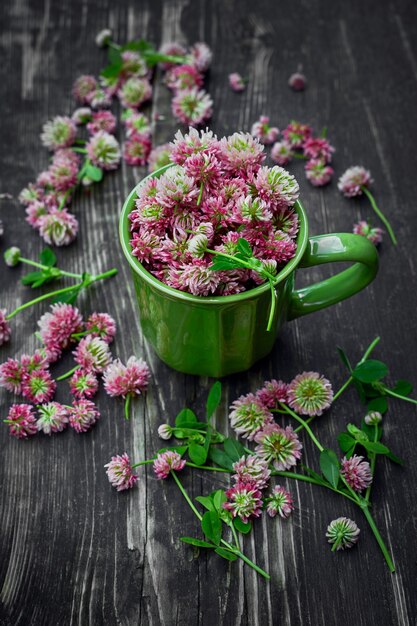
[1,0,417,624]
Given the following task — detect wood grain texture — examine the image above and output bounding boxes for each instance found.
[1,0,417,624]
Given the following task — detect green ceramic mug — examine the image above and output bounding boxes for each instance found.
[119,167,378,377]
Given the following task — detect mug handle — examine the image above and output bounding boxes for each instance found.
[288,233,379,320]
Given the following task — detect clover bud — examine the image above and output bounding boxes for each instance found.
[4,247,21,267]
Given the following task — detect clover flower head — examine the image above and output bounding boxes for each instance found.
[288,72,306,91]
[364,410,383,426]
[118,77,152,108]
[254,423,303,471]
[170,127,220,165]
[21,369,56,404]
[105,453,138,490]
[87,110,117,135]
[4,246,21,267]
[353,220,383,245]
[271,140,294,166]
[4,403,37,439]
[148,143,173,172]
[25,201,49,228]
[0,309,11,346]
[86,131,121,171]
[254,165,300,208]
[73,75,97,104]
[341,455,372,492]
[229,72,245,92]
[87,87,112,110]
[41,116,77,151]
[232,455,271,490]
[165,64,203,92]
[266,485,294,518]
[72,107,92,125]
[69,399,100,433]
[124,111,151,139]
[187,233,208,258]
[85,312,116,343]
[326,517,360,550]
[234,195,272,223]
[38,208,79,246]
[38,303,83,355]
[223,482,263,522]
[153,451,186,479]
[256,379,289,408]
[338,166,372,197]
[287,371,333,416]
[19,184,44,206]
[282,121,312,148]
[157,424,173,440]
[229,393,274,441]
[69,368,99,399]
[103,356,150,397]
[95,28,112,47]
[37,402,69,435]
[180,261,220,296]
[20,349,49,373]
[123,137,152,166]
[219,132,265,176]
[189,42,212,72]
[172,88,213,126]
[305,159,334,187]
[0,358,24,393]
[251,115,279,145]
[303,137,334,163]
[49,159,79,192]
[73,335,112,374]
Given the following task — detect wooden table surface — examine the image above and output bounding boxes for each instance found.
[1,1,417,624]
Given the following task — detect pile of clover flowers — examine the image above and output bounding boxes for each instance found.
[105,337,417,578]
[18,30,213,248]
[129,127,300,302]
[0,301,150,438]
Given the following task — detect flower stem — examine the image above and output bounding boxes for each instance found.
[171,470,202,521]
[186,462,230,472]
[266,279,276,332]
[6,283,84,319]
[229,547,270,580]
[230,522,241,550]
[131,459,155,469]
[361,186,397,245]
[361,503,395,573]
[124,395,131,420]
[382,387,417,405]
[58,188,72,210]
[333,336,381,401]
[272,470,359,505]
[277,403,324,452]
[19,257,82,279]
[56,365,79,381]
[197,181,204,206]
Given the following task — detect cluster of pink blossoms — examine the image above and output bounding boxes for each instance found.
[224,454,294,522]
[0,303,150,438]
[129,128,300,296]
[161,41,213,127]
[251,119,336,187]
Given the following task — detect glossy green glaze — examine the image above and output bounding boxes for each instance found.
[119,167,378,377]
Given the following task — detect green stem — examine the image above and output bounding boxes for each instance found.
[277,403,324,452]
[382,387,417,405]
[171,470,202,521]
[19,257,81,279]
[186,462,230,473]
[108,41,121,51]
[230,522,241,550]
[58,188,72,210]
[124,395,131,420]
[6,283,83,319]
[72,147,88,154]
[361,187,397,246]
[131,459,155,469]
[266,279,276,332]
[365,426,378,503]
[272,470,359,505]
[56,365,79,381]
[91,268,118,282]
[294,415,315,433]
[229,547,270,580]
[361,504,395,573]
[197,181,204,206]
[333,336,381,401]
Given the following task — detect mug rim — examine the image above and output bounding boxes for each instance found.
[119,165,310,305]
